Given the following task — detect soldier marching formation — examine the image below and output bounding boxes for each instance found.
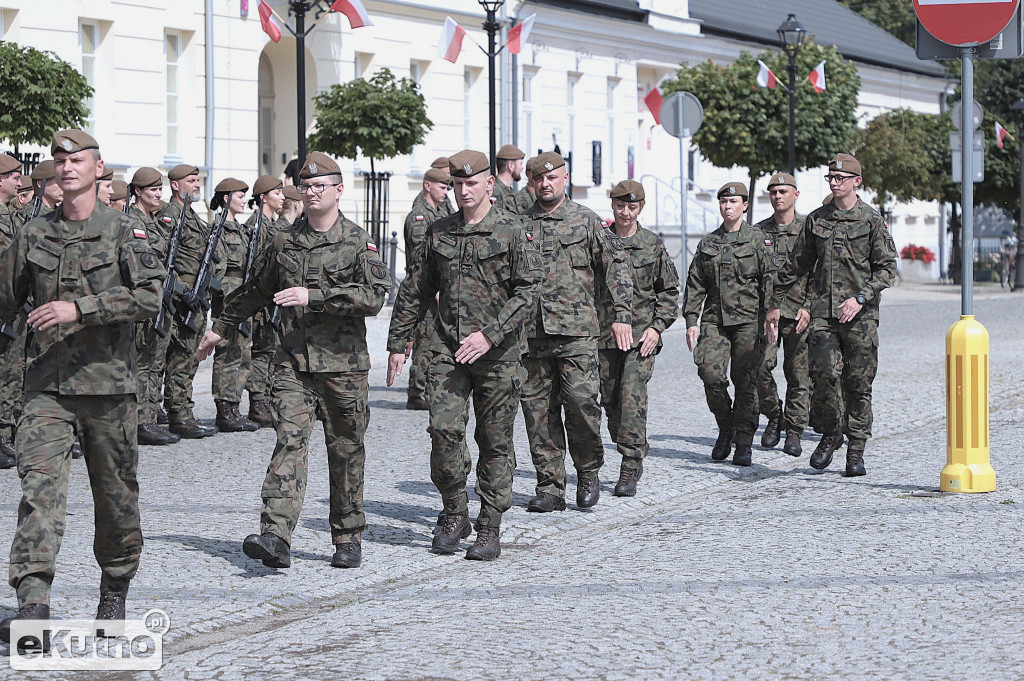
[0,131,895,637]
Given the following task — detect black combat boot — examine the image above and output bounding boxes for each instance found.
[576,474,600,509]
[431,511,470,554]
[526,492,566,513]
[94,592,127,637]
[732,443,752,467]
[157,408,169,425]
[247,399,274,428]
[215,400,259,433]
[465,525,501,561]
[71,439,83,459]
[242,532,291,568]
[405,395,429,410]
[331,536,362,568]
[783,431,802,457]
[169,417,218,439]
[138,423,181,446]
[0,603,50,644]
[0,434,15,469]
[760,412,782,448]
[711,428,734,461]
[613,462,643,497]
[810,432,843,470]
[845,449,866,477]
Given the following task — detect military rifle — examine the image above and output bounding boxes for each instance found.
[29,178,45,219]
[153,202,189,338]
[237,197,265,338]
[182,207,227,334]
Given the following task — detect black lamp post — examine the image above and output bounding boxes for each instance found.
[478,0,505,176]
[1011,96,1024,292]
[777,13,807,177]
[282,1,334,165]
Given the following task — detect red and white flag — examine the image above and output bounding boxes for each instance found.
[507,14,535,55]
[258,0,282,43]
[996,121,1014,149]
[808,60,827,93]
[756,60,779,89]
[438,17,467,63]
[330,0,373,29]
[644,87,664,125]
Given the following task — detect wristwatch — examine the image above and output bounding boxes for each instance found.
[855,294,866,305]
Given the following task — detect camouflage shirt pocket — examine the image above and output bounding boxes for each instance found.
[732,245,759,279]
[559,231,589,268]
[631,252,656,290]
[276,250,301,287]
[476,241,511,282]
[80,250,119,294]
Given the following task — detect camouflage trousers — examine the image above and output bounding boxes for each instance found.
[808,316,879,451]
[426,355,521,528]
[598,348,656,469]
[245,309,277,403]
[212,278,252,403]
[521,337,604,498]
[262,364,369,545]
[693,321,765,446]
[756,316,811,435]
[136,319,171,424]
[164,307,207,423]
[407,302,439,399]
[10,392,141,607]
[0,316,27,437]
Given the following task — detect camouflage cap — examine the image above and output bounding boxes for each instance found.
[448,150,490,178]
[283,185,302,201]
[51,129,99,155]
[110,180,129,202]
[99,168,114,182]
[299,151,342,181]
[168,164,200,181]
[531,151,566,179]
[717,181,748,200]
[766,172,797,190]
[424,167,451,183]
[131,167,163,189]
[0,154,21,174]
[610,180,645,203]
[253,174,283,197]
[431,156,450,170]
[214,177,248,193]
[30,160,55,182]
[496,144,525,160]
[829,153,861,177]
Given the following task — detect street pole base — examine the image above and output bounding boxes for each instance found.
[940,461,996,493]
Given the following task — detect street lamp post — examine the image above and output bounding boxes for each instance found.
[777,13,807,178]
[478,0,505,176]
[1011,96,1024,292]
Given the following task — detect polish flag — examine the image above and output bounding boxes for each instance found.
[644,87,664,125]
[438,17,466,63]
[330,0,373,29]
[996,121,1013,149]
[258,0,282,43]
[507,14,536,55]
[756,60,779,89]
[808,60,827,93]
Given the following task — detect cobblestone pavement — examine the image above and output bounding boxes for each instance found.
[1,284,1023,680]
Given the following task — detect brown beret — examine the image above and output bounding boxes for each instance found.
[131,167,163,189]
[610,180,645,203]
[214,177,248,194]
[829,153,861,177]
[424,168,451,183]
[717,181,748,200]
[524,156,537,174]
[430,156,449,170]
[766,172,797,190]
[253,174,283,197]
[531,152,566,179]
[110,180,129,202]
[496,144,525,160]
[168,164,200,181]
[99,168,114,182]
[448,150,490,178]
[0,154,21,174]
[283,185,302,201]
[299,152,342,180]
[31,160,55,182]
[17,176,32,192]
[51,129,99,155]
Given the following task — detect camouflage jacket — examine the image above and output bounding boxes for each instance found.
[756,212,809,320]
[0,202,165,394]
[491,178,514,208]
[521,198,633,338]
[683,221,772,328]
[0,202,24,252]
[131,206,169,262]
[155,199,225,288]
[220,217,252,280]
[510,187,535,216]
[597,224,679,351]
[771,198,897,321]
[403,190,453,273]
[244,209,288,256]
[212,213,390,373]
[387,206,540,362]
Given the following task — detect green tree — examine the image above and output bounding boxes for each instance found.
[308,68,432,173]
[660,42,861,200]
[0,41,93,151]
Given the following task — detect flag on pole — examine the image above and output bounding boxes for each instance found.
[258,0,282,43]
[756,60,779,89]
[808,60,827,93]
[330,0,373,29]
[438,17,467,63]
[507,14,536,55]
[644,87,664,125]
[996,121,1014,149]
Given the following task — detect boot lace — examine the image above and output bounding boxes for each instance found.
[97,593,124,620]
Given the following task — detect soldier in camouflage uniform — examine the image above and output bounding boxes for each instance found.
[387,150,539,561]
[767,154,897,477]
[0,130,164,640]
[520,152,633,512]
[280,185,304,225]
[597,181,679,497]
[0,154,25,467]
[10,175,33,213]
[683,181,772,467]
[402,164,453,410]
[199,152,390,570]
[109,181,129,212]
[157,164,220,439]
[755,173,811,457]
[491,144,524,209]
[96,168,114,206]
[508,156,538,216]
[18,160,62,223]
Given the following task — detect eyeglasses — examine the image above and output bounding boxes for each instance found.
[825,174,857,185]
[297,182,340,195]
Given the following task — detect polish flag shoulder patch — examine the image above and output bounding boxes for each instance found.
[134,227,148,239]
[160,216,173,224]
[367,241,378,252]
[764,238,773,247]
[415,215,425,221]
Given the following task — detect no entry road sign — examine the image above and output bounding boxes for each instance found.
[914,0,1021,46]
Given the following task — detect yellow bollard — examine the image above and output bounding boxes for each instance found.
[942,315,996,493]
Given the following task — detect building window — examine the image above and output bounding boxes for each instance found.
[166,32,181,156]
[355,52,373,80]
[80,22,99,135]
[464,68,477,149]
[606,78,619,183]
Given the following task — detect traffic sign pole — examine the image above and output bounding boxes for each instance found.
[961,51,974,314]
[678,104,688,279]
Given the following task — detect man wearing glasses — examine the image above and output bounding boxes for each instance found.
[198,152,391,570]
[766,154,897,477]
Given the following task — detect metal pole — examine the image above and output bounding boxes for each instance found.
[678,103,688,278]
[295,2,307,164]
[961,51,974,315]
[787,53,797,177]
[485,9,498,176]
[1016,114,1024,291]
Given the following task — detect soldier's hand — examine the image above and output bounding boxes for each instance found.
[764,308,781,339]
[197,331,223,361]
[611,322,633,352]
[838,297,862,324]
[455,331,493,365]
[28,301,81,331]
[639,328,660,357]
[795,308,811,333]
[386,352,407,387]
[274,286,309,308]
[686,326,699,352]
[405,341,413,358]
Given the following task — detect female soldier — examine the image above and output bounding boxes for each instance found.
[280,185,304,225]
[682,182,771,466]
